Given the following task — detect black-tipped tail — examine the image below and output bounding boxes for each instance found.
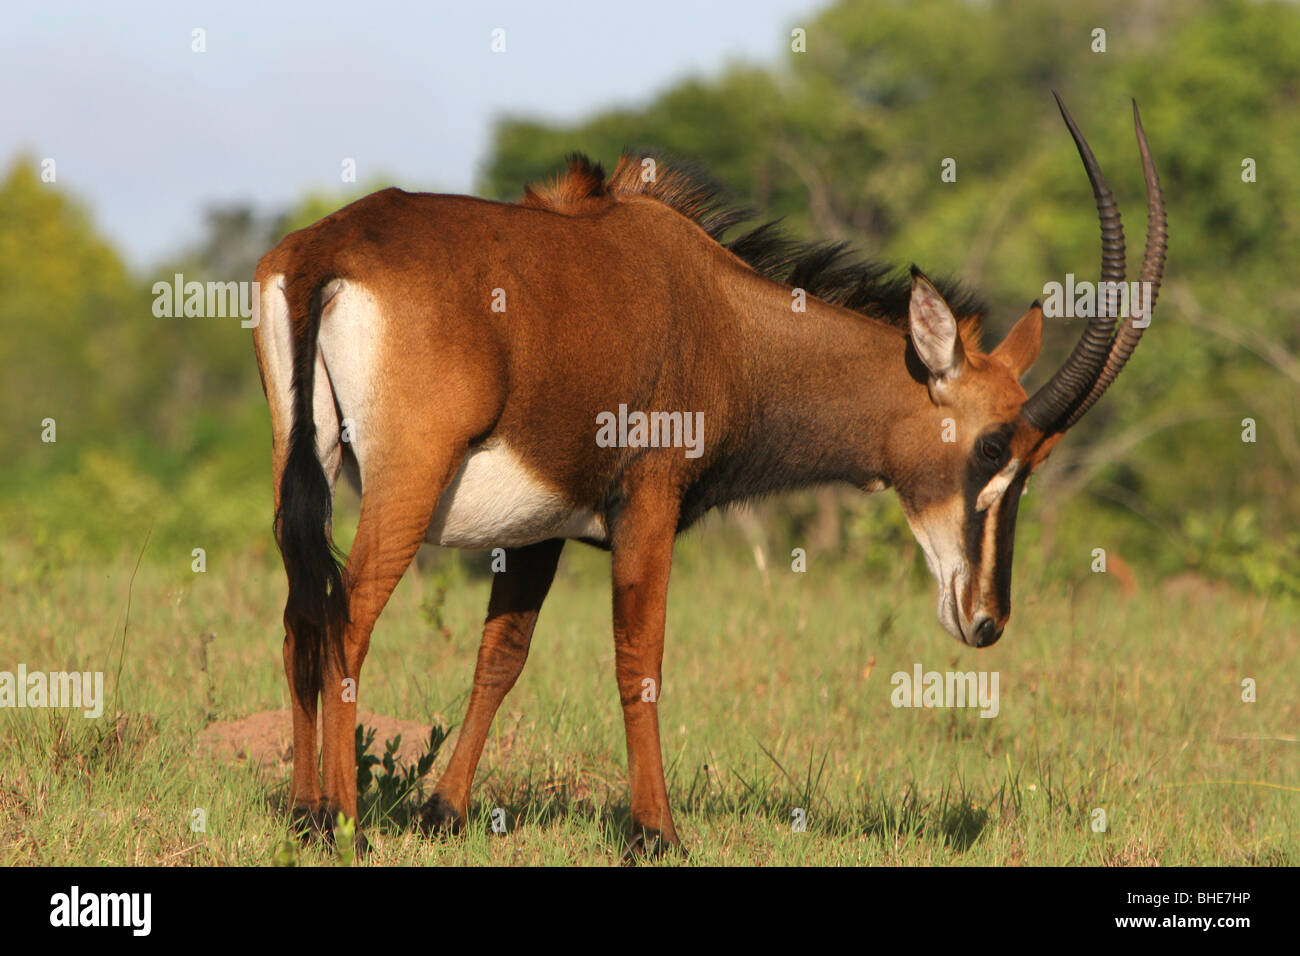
[276,283,348,705]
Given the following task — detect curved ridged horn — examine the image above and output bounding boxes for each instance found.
[1056,100,1167,430]
[1020,93,1128,433]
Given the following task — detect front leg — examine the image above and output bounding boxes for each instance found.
[610,490,682,858]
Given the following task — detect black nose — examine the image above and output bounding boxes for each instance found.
[974,617,1001,647]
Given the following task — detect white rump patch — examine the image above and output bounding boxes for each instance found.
[316,279,380,481]
[258,275,293,435]
[428,444,606,549]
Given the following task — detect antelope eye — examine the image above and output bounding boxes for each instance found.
[977,435,1005,464]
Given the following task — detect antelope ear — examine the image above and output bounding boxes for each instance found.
[991,302,1043,379]
[908,266,964,381]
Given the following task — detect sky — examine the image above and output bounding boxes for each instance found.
[2,0,819,271]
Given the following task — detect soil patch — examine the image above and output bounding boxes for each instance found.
[196,709,449,778]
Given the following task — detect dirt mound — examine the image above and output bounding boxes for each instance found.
[196,710,449,777]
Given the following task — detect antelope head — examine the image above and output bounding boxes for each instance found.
[888,96,1167,648]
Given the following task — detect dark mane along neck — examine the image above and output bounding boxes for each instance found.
[521,150,988,334]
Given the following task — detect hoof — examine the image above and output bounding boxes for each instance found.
[621,827,684,864]
[289,804,332,843]
[292,804,368,856]
[419,793,465,838]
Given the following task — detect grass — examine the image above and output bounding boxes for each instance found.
[0,520,1296,866]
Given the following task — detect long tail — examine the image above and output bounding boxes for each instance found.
[275,280,348,706]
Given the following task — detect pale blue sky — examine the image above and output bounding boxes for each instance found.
[2,0,819,270]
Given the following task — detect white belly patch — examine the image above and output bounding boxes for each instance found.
[427,444,606,549]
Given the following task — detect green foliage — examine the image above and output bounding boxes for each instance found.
[0,153,276,559]
[271,837,299,867]
[842,495,922,578]
[0,158,136,477]
[332,812,357,866]
[354,723,448,829]
[1182,507,1300,599]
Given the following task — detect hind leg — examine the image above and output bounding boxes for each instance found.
[421,538,565,835]
[316,440,472,839]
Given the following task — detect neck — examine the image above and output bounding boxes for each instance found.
[678,272,923,527]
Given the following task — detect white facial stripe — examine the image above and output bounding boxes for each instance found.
[977,493,1000,613]
[975,458,1021,512]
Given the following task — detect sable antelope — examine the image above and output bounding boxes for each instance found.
[251,95,1165,856]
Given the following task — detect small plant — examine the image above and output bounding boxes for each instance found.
[418,571,454,640]
[271,837,299,867]
[333,812,356,866]
[355,723,450,829]
[195,631,219,724]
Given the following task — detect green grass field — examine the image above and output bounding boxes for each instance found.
[1,522,1295,866]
